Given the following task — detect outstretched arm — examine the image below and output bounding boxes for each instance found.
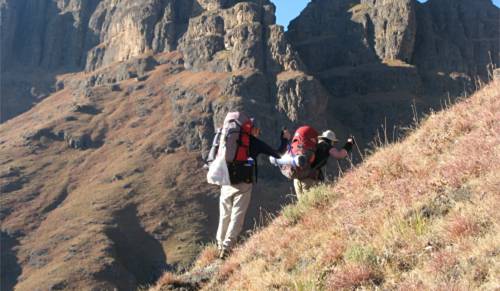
[329,148,348,159]
[251,136,281,158]
[329,137,354,159]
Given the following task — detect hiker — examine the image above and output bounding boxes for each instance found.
[207,112,286,259]
[270,128,354,200]
[295,130,354,199]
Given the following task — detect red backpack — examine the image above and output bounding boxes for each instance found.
[220,112,253,162]
[280,126,319,179]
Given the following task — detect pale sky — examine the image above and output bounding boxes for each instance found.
[273,0,500,29]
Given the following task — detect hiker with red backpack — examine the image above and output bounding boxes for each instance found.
[206,112,286,259]
[270,127,354,200]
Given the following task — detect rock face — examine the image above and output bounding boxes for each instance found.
[178,1,278,72]
[0,0,100,71]
[286,0,415,70]
[288,0,498,78]
[175,0,328,130]
[1,0,326,128]
[0,0,196,72]
[413,0,500,93]
[0,0,101,122]
[362,0,417,62]
[287,0,499,142]
[0,0,196,121]
[1,0,328,134]
[84,0,200,71]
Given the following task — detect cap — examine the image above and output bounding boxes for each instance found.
[318,130,338,142]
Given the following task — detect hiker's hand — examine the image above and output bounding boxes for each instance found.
[281,128,291,140]
[343,137,354,152]
[269,156,278,166]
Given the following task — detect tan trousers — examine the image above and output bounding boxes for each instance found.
[216,183,253,250]
[293,178,318,201]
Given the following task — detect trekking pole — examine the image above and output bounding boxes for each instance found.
[352,135,364,162]
[347,155,355,170]
[336,160,344,177]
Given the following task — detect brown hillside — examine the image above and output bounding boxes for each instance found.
[0,55,231,290]
[155,80,500,290]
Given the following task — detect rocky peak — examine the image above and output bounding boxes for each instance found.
[0,0,101,71]
[178,0,281,72]
[286,0,499,145]
[85,0,198,71]
[288,0,499,77]
[287,0,417,71]
[2,0,324,126]
[413,0,499,79]
[360,0,417,62]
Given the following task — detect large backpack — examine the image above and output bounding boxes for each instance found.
[205,127,223,166]
[220,112,253,163]
[280,126,319,180]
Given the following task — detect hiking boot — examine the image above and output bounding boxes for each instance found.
[218,248,230,260]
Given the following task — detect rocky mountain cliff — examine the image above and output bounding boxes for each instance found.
[0,0,498,290]
[287,0,499,140]
[1,0,327,126]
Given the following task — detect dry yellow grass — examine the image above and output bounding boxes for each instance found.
[194,80,500,290]
[193,243,220,270]
[148,272,181,291]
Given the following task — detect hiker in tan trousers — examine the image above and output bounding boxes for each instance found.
[216,120,288,259]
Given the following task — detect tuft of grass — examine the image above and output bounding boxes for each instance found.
[291,279,316,291]
[216,260,240,283]
[327,263,383,290]
[282,203,303,225]
[282,185,336,224]
[193,243,219,269]
[149,272,182,291]
[404,209,429,236]
[445,214,483,240]
[322,240,345,266]
[383,208,430,246]
[344,244,378,266]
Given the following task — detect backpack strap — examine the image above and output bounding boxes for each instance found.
[312,142,332,171]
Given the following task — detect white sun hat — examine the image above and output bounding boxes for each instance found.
[319,130,339,142]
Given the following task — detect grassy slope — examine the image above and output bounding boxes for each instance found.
[161,81,499,290]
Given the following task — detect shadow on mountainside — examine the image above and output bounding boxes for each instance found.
[103,205,168,288]
[0,231,22,291]
[0,0,101,123]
